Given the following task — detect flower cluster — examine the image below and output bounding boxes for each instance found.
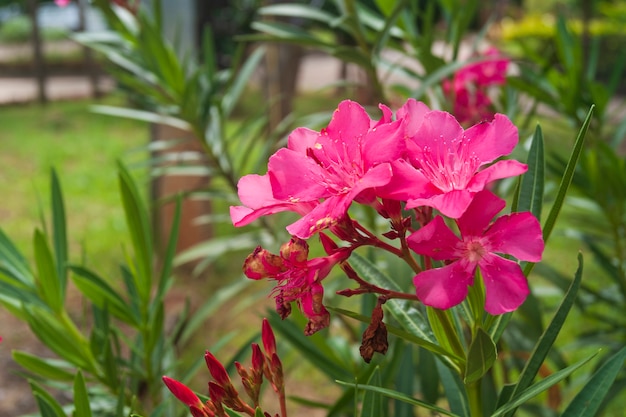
[163,319,286,417]
[231,99,543,337]
[444,47,510,125]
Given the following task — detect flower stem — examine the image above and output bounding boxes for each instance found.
[467,380,483,417]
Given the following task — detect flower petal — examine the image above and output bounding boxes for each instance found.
[268,148,328,200]
[463,113,518,164]
[485,212,544,262]
[288,127,320,153]
[409,111,464,161]
[469,159,528,190]
[456,189,505,237]
[323,100,372,162]
[396,98,431,136]
[407,189,474,219]
[479,254,529,314]
[413,260,475,310]
[407,216,461,260]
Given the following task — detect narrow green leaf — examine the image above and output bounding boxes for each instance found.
[12,351,74,381]
[70,265,139,326]
[329,306,460,361]
[436,355,470,416]
[91,105,190,131]
[492,351,598,417]
[34,229,62,313]
[117,162,152,306]
[561,346,626,417]
[0,229,33,285]
[360,367,383,417]
[335,380,458,417]
[73,370,92,417]
[254,407,265,417]
[50,169,68,295]
[223,47,265,116]
[155,196,181,305]
[464,328,497,384]
[501,253,583,416]
[517,125,544,220]
[30,380,67,417]
[540,106,593,245]
[259,3,337,24]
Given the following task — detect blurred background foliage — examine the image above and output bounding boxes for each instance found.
[0,0,624,416]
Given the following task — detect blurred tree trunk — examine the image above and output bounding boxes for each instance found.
[77,0,102,99]
[262,0,303,131]
[26,0,47,105]
[150,124,213,276]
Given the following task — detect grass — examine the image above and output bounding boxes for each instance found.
[0,95,149,273]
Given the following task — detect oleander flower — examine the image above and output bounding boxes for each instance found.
[444,47,509,125]
[231,99,408,239]
[387,110,527,219]
[243,237,348,334]
[408,190,544,315]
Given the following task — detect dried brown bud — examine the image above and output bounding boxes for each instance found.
[359,299,388,363]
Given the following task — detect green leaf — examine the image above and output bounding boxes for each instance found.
[155,196,180,305]
[117,162,153,307]
[73,370,92,417]
[50,169,68,295]
[12,351,74,381]
[259,3,338,24]
[70,265,139,326]
[561,346,626,417]
[500,253,583,417]
[492,351,598,417]
[30,380,67,417]
[0,229,33,285]
[464,328,497,384]
[540,106,593,246]
[254,407,265,417]
[436,358,469,417]
[517,124,544,220]
[360,367,383,417]
[33,229,62,313]
[91,105,191,131]
[335,380,458,417]
[329,307,459,361]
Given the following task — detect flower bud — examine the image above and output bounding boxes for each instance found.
[243,246,286,279]
[280,237,309,264]
[261,319,277,358]
[205,351,231,387]
[162,376,204,409]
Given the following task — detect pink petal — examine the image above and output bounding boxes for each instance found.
[362,119,405,167]
[479,254,530,314]
[236,174,276,208]
[323,100,371,162]
[286,195,352,238]
[469,159,528,190]
[407,189,474,219]
[456,190,505,237]
[409,111,464,160]
[375,159,433,201]
[407,216,461,260]
[288,127,320,153]
[413,260,475,310]
[485,212,544,262]
[463,114,518,164]
[396,98,431,137]
[268,149,328,200]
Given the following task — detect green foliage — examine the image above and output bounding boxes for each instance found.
[0,15,69,43]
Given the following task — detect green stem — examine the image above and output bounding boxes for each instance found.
[467,380,483,417]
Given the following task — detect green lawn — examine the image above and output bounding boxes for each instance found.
[0,96,149,273]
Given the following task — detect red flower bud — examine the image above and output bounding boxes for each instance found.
[251,343,265,374]
[280,237,309,264]
[162,376,203,409]
[261,318,277,358]
[243,247,286,279]
[205,351,231,387]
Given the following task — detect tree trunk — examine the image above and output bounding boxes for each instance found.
[26,0,47,105]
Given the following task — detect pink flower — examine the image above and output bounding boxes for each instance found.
[230,173,317,227]
[54,0,71,6]
[243,237,348,334]
[231,100,407,239]
[386,110,527,218]
[444,47,509,125]
[407,190,544,315]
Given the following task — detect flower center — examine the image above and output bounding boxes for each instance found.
[464,239,487,263]
[419,134,481,192]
